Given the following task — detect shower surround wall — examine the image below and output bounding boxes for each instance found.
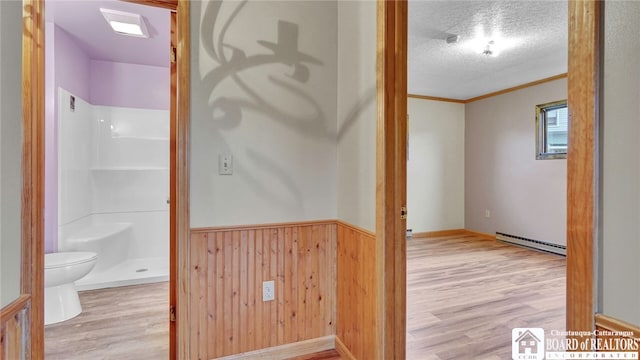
[45,23,169,253]
[58,88,169,290]
[45,22,170,289]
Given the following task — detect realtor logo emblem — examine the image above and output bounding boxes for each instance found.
[512,328,545,360]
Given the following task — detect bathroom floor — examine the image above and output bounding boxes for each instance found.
[45,282,168,360]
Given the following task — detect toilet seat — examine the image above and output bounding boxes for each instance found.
[45,252,97,269]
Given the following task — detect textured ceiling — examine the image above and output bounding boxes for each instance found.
[408,0,568,100]
[46,0,170,68]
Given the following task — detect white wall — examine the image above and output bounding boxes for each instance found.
[465,78,567,246]
[0,0,23,308]
[600,1,640,326]
[407,98,465,233]
[57,89,92,227]
[190,1,338,227]
[336,1,377,232]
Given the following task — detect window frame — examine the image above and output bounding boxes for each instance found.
[536,99,568,160]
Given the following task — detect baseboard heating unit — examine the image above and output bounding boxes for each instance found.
[496,232,566,256]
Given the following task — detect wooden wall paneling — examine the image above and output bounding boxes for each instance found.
[335,222,377,360]
[567,0,600,333]
[0,296,31,359]
[189,221,336,359]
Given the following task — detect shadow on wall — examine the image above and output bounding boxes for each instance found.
[194,0,374,217]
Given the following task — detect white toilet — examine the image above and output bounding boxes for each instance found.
[44,252,97,325]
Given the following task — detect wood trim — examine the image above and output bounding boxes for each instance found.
[335,220,375,238]
[411,229,465,238]
[0,295,31,325]
[595,314,640,334]
[567,0,600,333]
[122,0,177,10]
[407,94,465,104]
[595,314,640,357]
[376,1,407,359]
[191,220,337,234]
[168,9,177,360]
[464,73,568,103]
[175,0,191,359]
[463,229,497,240]
[213,336,335,360]
[22,0,45,358]
[334,336,356,360]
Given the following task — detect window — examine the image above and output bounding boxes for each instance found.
[536,100,568,159]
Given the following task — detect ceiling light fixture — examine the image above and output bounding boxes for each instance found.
[99,8,149,38]
[482,40,495,56]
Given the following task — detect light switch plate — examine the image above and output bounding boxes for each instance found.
[219,154,233,175]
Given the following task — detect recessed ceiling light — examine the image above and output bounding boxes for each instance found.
[100,8,149,38]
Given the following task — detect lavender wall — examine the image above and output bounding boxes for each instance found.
[90,60,169,110]
[45,24,91,253]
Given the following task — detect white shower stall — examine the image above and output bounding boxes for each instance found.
[57,88,169,291]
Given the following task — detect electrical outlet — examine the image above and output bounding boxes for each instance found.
[485,209,491,218]
[262,280,275,302]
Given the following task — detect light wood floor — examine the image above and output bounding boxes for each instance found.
[406,233,566,359]
[45,234,564,360]
[45,282,169,360]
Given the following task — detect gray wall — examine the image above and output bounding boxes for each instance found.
[465,78,567,245]
[407,98,465,233]
[190,1,338,227]
[336,0,376,232]
[600,1,640,326]
[0,0,23,308]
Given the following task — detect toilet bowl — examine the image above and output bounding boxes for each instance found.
[44,252,97,325]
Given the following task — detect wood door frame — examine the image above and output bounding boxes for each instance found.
[376,1,407,359]
[375,0,599,357]
[566,0,599,332]
[22,0,190,358]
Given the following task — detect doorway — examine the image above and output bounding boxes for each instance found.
[376,1,599,358]
[43,0,170,357]
[18,0,189,358]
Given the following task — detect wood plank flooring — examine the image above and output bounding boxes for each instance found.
[406,233,566,359]
[44,282,169,360]
[44,234,565,360]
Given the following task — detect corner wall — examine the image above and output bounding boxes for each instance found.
[335,1,378,359]
[465,78,567,246]
[407,98,465,233]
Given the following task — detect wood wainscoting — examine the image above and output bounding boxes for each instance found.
[189,221,337,359]
[0,295,31,358]
[335,221,377,360]
[595,314,640,357]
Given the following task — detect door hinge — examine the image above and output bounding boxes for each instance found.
[170,46,176,64]
[169,304,176,322]
[400,206,407,220]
